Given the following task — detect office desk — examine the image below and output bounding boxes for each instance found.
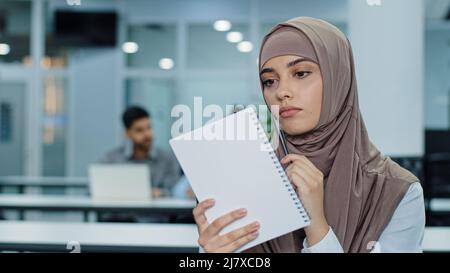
[0,221,198,252]
[0,176,88,193]
[0,194,196,222]
[429,198,450,212]
[0,221,446,253]
[423,227,450,252]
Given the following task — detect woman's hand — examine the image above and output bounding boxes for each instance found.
[281,154,329,246]
[193,199,260,253]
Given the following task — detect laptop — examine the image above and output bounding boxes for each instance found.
[89,164,152,202]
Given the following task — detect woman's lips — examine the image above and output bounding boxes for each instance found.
[280,107,302,118]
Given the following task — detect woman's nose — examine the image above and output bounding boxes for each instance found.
[276,85,293,101]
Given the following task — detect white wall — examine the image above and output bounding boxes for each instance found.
[123,0,347,23]
[348,0,425,157]
[425,27,450,129]
[69,49,120,176]
[126,78,175,150]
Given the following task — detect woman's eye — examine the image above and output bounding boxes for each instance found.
[295,71,311,78]
[263,79,275,87]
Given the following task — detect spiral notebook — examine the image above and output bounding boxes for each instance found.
[169,107,310,252]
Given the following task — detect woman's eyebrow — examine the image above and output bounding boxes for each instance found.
[259,67,274,77]
[286,58,314,68]
[260,57,316,77]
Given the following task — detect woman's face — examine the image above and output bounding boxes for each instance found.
[260,55,323,135]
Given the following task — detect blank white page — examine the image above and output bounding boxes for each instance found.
[169,107,310,252]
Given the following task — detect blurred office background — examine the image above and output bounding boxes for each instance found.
[0,0,449,252]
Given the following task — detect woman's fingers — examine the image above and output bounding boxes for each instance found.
[285,161,316,180]
[288,169,314,187]
[217,229,260,253]
[209,221,260,249]
[283,156,324,186]
[281,153,304,164]
[203,208,248,238]
[197,208,250,252]
[193,198,215,232]
[281,155,327,243]
[288,172,311,195]
[282,154,322,176]
[285,165,317,191]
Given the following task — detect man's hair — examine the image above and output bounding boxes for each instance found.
[122,106,150,129]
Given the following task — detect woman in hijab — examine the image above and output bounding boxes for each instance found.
[193,17,425,253]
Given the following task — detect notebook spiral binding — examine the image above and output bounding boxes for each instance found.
[249,109,310,223]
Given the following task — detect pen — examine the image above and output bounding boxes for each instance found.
[272,114,289,156]
[279,129,289,156]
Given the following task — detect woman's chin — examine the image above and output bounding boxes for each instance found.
[281,122,314,136]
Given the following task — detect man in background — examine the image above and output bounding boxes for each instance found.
[101,106,180,198]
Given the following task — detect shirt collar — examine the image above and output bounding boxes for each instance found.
[124,140,157,161]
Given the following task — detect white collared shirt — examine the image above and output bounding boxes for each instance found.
[301,182,425,253]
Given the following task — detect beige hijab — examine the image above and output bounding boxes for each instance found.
[245,17,418,253]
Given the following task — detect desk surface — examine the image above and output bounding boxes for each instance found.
[0,194,196,209]
[0,221,447,252]
[423,227,450,252]
[0,176,88,187]
[429,199,450,212]
[0,221,198,252]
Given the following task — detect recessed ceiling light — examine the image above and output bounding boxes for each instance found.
[213,20,231,32]
[122,42,139,54]
[159,58,174,70]
[0,43,11,55]
[237,41,253,53]
[226,31,243,43]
